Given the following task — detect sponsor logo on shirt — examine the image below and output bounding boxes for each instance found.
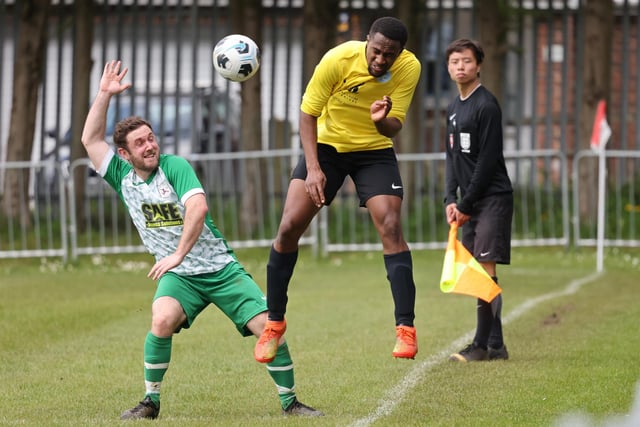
[348,82,366,93]
[141,203,184,228]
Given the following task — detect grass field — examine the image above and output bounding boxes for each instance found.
[1,246,639,426]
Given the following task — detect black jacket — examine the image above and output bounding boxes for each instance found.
[444,85,513,214]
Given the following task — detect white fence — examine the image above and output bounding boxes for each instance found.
[0,160,68,259]
[572,149,640,248]
[5,149,635,262]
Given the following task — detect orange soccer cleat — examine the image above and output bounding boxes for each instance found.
[254,319,286,363]
[392,325,418,359]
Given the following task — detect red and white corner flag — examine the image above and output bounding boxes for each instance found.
[590,100,612,153]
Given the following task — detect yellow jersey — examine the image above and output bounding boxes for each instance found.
[300,40,421,152]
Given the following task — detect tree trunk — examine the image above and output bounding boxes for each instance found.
[2,0,50,226]
[475,0,511,103]
[232,0,263,237]
[72,0,94,232]
[396,0,425,210]
[578,0,613,221]
[302,0,339,84]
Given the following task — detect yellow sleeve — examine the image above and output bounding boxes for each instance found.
[387,51,422,124]
[300,48,343,117]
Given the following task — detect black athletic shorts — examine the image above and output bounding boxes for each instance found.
[461,193,513,265]
[291,143,403,207]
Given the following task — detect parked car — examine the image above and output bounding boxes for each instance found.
[40,87,239,197]
[46,86,238,158]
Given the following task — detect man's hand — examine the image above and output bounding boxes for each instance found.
[101,60,132,95]
[445,203,457,224]
[305,165,326,207]
[148,254,184,281]
[446,203,470,226]
[371,95,392,123]
[370,95,401,137]
[81,60,132,170]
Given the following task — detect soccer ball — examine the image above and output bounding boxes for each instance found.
[212,34,260,82]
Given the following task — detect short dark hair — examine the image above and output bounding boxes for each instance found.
[445,38,484,65]
[369,16,408,48]
[113,116,153,149]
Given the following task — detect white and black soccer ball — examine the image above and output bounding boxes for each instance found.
[212,34,260,82]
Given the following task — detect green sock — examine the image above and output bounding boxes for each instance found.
[266,341,295,409]
[143,331,172,405]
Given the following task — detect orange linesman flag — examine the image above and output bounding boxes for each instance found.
[440,223,502,302]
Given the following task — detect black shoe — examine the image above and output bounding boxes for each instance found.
[283,399,324,416]
[120,396,160,420]
[488,344,509,360]
[449,343,489,362]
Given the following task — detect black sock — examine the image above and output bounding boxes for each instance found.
[383,251,416,327]
[488,277,504,348]
[473,297,493,349]
[266,246,298,321]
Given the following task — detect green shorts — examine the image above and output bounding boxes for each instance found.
[154,261,267,336]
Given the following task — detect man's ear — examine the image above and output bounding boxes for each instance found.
[117,146,129,160]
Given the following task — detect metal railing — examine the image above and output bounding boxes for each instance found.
[572,149,640,248]
[1,149,613,261]
[0,160,68,260]
[322,149,571,254]
[66,149,318,261]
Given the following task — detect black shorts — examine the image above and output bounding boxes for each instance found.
[461,193,513,264]
[291,143,403,207]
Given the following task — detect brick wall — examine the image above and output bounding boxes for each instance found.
[535,14,639,153]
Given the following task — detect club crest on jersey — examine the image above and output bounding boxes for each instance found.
[157,182,172,198]
[376,71,391,83]
[460,132,471,153]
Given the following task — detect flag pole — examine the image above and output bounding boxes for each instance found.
[590,100,611,273]
[596,148,606,273]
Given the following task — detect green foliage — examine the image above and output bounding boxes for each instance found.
[512,186,566,239]
[6,180,640,255]
[326,186,572,244]
[1,247,639,426]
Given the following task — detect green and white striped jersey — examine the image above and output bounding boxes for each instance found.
[98,150,236,275]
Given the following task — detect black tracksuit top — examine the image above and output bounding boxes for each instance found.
[444,85,513,215]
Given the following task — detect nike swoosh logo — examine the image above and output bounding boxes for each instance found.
[449,113,456,121]
[480,251,490,257]
[391,183,402,190]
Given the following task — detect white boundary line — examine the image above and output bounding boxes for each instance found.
[348,271,603,427]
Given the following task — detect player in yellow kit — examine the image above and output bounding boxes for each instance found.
[254,17,422,363]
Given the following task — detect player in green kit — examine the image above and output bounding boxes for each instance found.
[81,60,322,420]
